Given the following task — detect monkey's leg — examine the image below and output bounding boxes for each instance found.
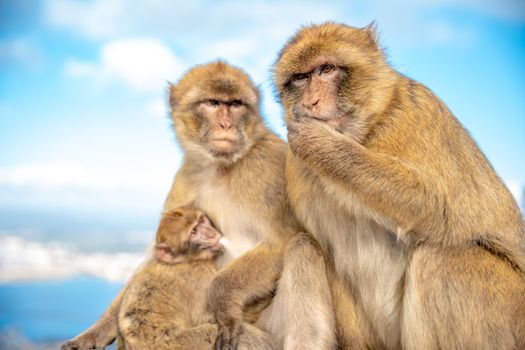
[62,259,155,350]
[266,232,336,350]
[239,323,278,350]
[402,245,525,350]
[170,323,277,350]
[61,287,124,350]
[208,241,286,350]
[327,266,370,350]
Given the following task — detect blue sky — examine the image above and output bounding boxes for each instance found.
[0,1,524,254]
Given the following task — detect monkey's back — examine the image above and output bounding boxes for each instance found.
[118,260,217,346]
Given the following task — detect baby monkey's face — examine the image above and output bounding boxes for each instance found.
[155,207,224,264]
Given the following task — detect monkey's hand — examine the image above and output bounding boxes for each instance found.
[208,242,284,350]
[287,117,341,163]
[208,276,244,350]
[61,320,117,350]
[60,332,115,350]
[214,314,244,350]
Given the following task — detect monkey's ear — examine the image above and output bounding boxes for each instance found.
[156,243,177,263]
[168,83,178,107]
[165,209,184,219]
[363,21,379,48]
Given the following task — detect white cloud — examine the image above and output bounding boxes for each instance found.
[44,0,126,39]
[0,162,143,190]
[65,38,183,92]
[0,235,146,283]
[0,162,104,189]
[0,161,176,192]
[146,97,169,120]
[0,160,178,213]
[44,0,525,51]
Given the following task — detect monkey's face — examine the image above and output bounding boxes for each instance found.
[194,96,251,160]
[286,62,348,130]
[155,207,223,264]
[170,61,263,165]
[274,22,394,141]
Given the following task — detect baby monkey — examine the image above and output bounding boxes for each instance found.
[118,207,275,350]
[118,207,223,350]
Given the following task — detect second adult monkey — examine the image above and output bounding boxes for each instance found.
[273,22,525,349]
[61,61,335,350]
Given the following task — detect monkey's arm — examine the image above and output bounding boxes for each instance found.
[209,241,286,350]
[288,119,442,236]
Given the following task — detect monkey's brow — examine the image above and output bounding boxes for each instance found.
[198,98,243,105]
[295,63,343,76]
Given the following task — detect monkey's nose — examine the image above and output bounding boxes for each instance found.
[218,121,233,130]
[303,99,320,110]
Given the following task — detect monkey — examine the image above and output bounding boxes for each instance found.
[268,22,525,349]
[61,60,335,350]
[118,207,277,350]
[119,207,223,349]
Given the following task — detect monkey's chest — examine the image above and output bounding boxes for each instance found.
[194,179,261,267]
[288,159,407,348]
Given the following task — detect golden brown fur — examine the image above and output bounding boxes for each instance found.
[274,22,525,349]
[62,61,334,350]
[119,208,220,350]
[119,207,276,350]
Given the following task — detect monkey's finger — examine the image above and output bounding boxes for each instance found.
[214,330,224,350]
[230,323,243,350]
[229,336,240,350]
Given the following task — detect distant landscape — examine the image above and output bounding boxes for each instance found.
[0,207,151,348]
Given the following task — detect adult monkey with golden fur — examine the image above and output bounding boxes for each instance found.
[61,61,334,350]
[271,22,525,349]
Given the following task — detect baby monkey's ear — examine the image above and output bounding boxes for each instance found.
[155,242,178,264]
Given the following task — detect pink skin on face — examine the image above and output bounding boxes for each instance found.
[190,215,224,251]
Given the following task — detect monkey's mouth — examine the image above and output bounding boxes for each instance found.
[303,115,342,129]
[210,239,224,251]
[211,138,235,145]
[209,138,238,154]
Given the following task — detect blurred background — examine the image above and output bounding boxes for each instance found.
[0,0,524,348]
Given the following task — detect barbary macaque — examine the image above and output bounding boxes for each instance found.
[118,207,276,350]
[271,22,525,349]
[62,61,334,350]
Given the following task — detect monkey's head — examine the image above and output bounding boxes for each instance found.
[170,61,265,165]
[155,207,224,264]
[274,22,398,142]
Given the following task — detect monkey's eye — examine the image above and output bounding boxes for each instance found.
[207,99,220,107]
[230,100,243,108]
[320,64,334,75]
[190,228,197,236]
[291,73,309,85]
